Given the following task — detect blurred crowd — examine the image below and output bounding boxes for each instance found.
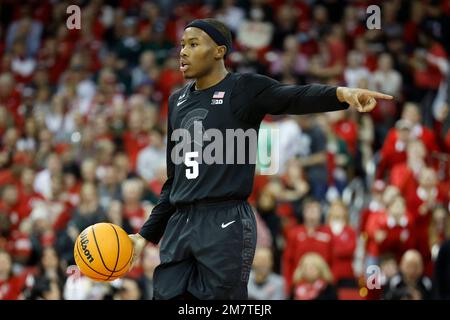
[1,0,450,300]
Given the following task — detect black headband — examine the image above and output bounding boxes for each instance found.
[185,20,231,55]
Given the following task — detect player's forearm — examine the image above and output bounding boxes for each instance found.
[138,178,176,244]
[261,84,350,115]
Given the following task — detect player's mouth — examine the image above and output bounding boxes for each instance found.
[180,61,190,72]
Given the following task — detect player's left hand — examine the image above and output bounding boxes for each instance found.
[129,233,148,267]
[337,87,393,112]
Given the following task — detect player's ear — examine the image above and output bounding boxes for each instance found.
[215,45,227,60]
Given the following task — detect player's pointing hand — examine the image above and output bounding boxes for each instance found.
[337,87,393,113]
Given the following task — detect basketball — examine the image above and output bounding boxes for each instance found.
[74,223,134,282]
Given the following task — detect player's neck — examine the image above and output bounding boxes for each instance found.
[194,65,228,91]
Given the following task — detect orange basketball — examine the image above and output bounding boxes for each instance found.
[74,223,134,282]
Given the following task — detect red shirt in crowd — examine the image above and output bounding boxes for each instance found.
[376,133,407,180]
[390,163,420,197]
[122,131,150,170]
[365,211,415,261]
[332,119,358,155]
[405,186,445,275]
[283,225,332,292]
[0,201,30,233]
[0,88,22,126]
[0,274,26,300]
[330,225,356,283]
[414,43,447,90]
[378,216,415,262]
[359,200,384,235]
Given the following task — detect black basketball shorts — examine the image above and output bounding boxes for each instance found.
[153,200,257,300]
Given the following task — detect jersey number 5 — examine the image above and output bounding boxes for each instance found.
[185,151,199,179]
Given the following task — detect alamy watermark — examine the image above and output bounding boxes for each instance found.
[366,265,382,290]
[66,5,81,30]
[366,5,381,30]
[171,121,280,177]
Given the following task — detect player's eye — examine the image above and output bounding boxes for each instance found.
[191,43,198,48]
[181,43,185,49]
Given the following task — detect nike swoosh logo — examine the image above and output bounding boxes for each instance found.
[221,220,236,229]
[177,99,187,106]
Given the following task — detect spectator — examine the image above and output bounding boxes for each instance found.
[113,18,141,67]
[122,108,150,170]
[237,1,274,51]
[429,205,450,261]
[136,128,166,182]
[131,51,159,91]
[26,246,66,300]
[327,201,357,288]
[291,252,337,300]
[113,278,142,300]
[10,39,36,83]
[5,5,43,57]
[0,249,26,300]
[369,53,402,143]
[0,184,26,233]
[34,153,63,199]
[406,167,444,273]
[98,166,121,211]
[248,247,285,300]
[268,35,309,81]
[283,198,332,292]
[45,94,76,142]
[411,21,448,127]
[364,253,400,300]
[271,4,299,51]
[400,102,439,153]
[274,159,310,223]
[359,180,386,237]
[255,183,282,253]
[67,183,106,237]
[384,249,433,300]
[365,194,414,265]
[27,276,61,300]
[376,119,411,180]
[344,50,370,89]
[390,140,426,197]
[29,205,57,265]
[434,239,450,299]
[0,73,21,125]
[317,113,352,193]
[215,0,245,33]
[106,200,133,235]
[137,245,160,300]
[80,158,98,185]
[17,117,38,153]
[121,179,146,233]
[295,115,328,201]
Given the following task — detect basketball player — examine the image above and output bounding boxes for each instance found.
[129,19,393,299]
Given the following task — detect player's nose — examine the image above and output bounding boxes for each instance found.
[180,47,189,57]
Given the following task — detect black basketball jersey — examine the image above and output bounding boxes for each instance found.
[140,72,349,243]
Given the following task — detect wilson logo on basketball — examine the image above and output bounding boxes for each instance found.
[80,231,94,263]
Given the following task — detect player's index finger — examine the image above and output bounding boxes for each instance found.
[363,90,394,100]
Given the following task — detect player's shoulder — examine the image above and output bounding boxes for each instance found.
[168,82,192,104]
[233,72,278,86]
[231,73,279,100]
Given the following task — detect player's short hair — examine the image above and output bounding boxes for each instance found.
[186,18,232,57]
[200,18,232,49]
